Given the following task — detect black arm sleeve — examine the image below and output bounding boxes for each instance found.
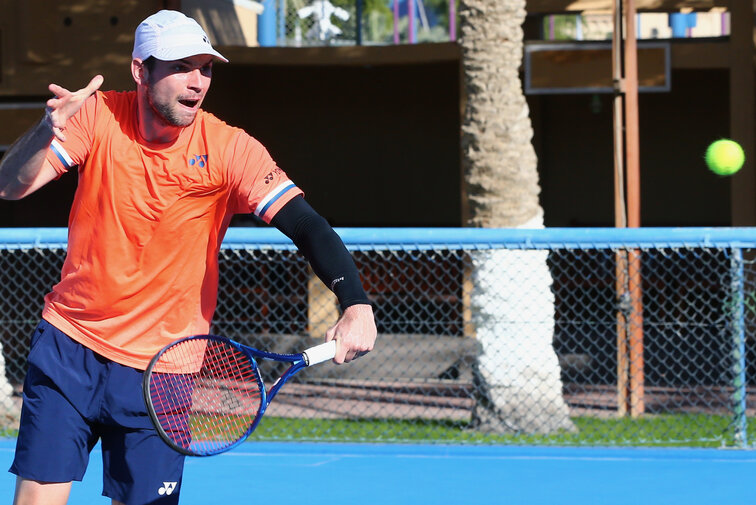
[271,196,370,311]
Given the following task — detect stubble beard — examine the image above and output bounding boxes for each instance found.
[146,86,196,128]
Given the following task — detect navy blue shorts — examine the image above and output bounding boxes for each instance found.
[10,320,186,504]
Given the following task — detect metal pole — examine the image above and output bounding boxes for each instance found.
[258,0,278,46]
[624,0,640,229]
[612,0,626,229]
[623,0,644,418]
[612,0,629,417]
[409,0,416,43]
[393,0,400,44]
[449,0,456,42]
[627,248,645,417]
[731,247,748,447]
[356,0,363,45]
[278,0,287,45]
[613,0,644,417]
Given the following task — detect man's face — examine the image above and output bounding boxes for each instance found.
[145,55,213,128]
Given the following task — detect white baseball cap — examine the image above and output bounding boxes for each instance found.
[132,10,228,63]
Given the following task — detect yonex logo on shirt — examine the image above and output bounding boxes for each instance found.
[158,482,178,496]
[189,154,208,168]
[263,167,284,184]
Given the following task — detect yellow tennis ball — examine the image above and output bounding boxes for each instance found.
[705,139,745,176]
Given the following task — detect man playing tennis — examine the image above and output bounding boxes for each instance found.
[0,10,376,505]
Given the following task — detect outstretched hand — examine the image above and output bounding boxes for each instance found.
[45,75,104,141]
[326,304,376,364]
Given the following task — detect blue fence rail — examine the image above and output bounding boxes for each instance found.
[3,226,756,249]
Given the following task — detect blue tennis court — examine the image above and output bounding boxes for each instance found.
[0,439,753,504]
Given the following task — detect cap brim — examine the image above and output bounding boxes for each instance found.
[152,46,229,63]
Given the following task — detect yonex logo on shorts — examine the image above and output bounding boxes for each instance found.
[158,482,178,496]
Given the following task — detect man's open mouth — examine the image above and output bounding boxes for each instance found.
[178,98,200,108]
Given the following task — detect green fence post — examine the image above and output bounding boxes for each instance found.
[731,247,748,447]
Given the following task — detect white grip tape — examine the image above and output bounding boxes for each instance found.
[303,340,337,365]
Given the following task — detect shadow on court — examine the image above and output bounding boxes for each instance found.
[0,440,753,504]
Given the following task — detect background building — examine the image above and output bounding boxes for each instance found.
[0,0,753,229]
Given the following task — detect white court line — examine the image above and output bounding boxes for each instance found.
[398,454,756,463]
[3,442,754,465]
[215,450,756,464]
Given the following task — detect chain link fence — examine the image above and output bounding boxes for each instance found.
[271,0,455,46]
[0,227,755,446]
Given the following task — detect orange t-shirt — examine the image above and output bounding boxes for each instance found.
[42,90,302,369]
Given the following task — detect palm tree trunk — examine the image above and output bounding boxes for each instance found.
[460,0,575,433]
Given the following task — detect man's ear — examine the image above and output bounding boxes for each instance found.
[131,59,147,85]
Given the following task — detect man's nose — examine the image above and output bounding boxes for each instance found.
[187,68,204,90]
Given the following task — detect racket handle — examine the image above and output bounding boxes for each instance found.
[303,340,337,365]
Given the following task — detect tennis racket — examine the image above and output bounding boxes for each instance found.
[143,334,337,456]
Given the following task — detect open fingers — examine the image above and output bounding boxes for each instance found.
[44,75,104,140]
[84,75,104,93]
[48,75,103,100]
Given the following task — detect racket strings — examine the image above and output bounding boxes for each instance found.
[149,338,264,455]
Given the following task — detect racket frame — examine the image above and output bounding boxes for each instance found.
[143,334,329,457]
